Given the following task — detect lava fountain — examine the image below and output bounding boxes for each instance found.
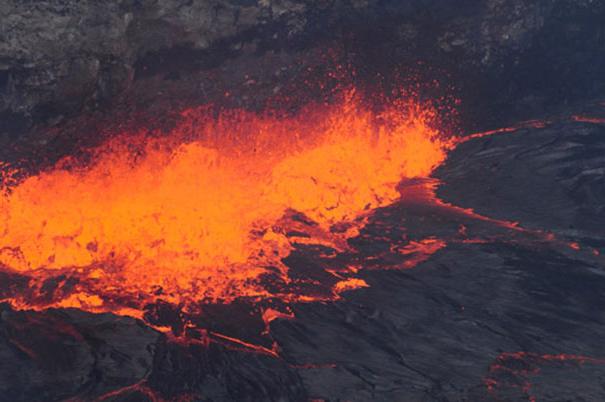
[0,90,448,319]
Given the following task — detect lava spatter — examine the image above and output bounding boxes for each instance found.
[0,88,596,362]
[0,90,447,322]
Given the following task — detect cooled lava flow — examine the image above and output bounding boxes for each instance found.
[484,352,605,401]
[0,90,448,324]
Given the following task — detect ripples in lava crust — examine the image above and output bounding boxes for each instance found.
[0,89,450,322]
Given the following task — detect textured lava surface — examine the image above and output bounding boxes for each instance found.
[1,102,605,401]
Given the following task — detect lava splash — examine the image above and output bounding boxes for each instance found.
[0,91,447,316]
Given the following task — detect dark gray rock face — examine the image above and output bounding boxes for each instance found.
[2,0,605,138]
[0,0,291,131]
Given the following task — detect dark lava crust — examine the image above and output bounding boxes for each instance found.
[2,110,605,401]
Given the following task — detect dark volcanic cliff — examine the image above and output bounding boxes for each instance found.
[1,0,604,139]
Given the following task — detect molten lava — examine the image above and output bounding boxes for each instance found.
[0,91,447,316]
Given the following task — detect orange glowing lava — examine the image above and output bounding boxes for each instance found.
[0,91,447,314]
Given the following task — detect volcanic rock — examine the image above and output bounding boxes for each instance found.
[2,0,605,140]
